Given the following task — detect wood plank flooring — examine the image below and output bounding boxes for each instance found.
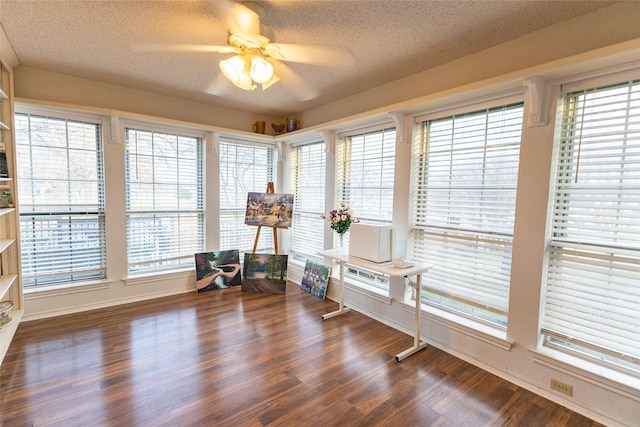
[1,283,603,426]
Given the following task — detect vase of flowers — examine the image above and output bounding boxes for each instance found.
[321,202,358,248]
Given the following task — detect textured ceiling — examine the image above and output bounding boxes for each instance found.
[0,0,618,117]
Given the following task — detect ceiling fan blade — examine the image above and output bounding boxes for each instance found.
[132,43,238,54]
[276,63,319,101]
[228,2,261,37]
[268,43,355,67]
[205,73,233,96]
[261,74,280,91]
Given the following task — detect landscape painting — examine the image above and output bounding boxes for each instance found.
[245,192,294,228]
[194,250,242,293]
[301,260,331,299]
[242,253,288,294]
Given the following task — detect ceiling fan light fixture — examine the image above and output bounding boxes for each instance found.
[236,71,257,91]
[220,55,245,80]
[220,55,256,90]
[249,57,274,84]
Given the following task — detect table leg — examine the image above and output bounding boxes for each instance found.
[395,274,428,361]
[322,259,351,320]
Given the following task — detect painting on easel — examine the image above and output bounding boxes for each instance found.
[242,253,288,294]
[194,250,242,293]
[245,192,294,228]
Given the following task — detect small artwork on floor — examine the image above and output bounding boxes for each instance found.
[301,260,331,299]
[194,250,242,293]
[242,253,288,294]
[245,192,294,228]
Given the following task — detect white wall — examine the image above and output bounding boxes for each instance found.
[9,4,640,425]
[13,66,281,135]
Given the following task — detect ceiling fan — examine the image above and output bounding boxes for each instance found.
[135,1,354,100]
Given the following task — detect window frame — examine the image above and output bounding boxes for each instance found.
[289,139,326,262]
[14,107,107,287]
[124,122,205,274]
[541,75,640,374]
[335,125,397,290]
[409,97,525,328]
[218,137,276,254]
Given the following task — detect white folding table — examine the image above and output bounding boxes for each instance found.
[318,249,432,361]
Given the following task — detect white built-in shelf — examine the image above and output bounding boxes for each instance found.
[0,59,20,367]
[0,208,14,218]
[0,274,17,301]
[0,308,24,359]
[0,238,15,253]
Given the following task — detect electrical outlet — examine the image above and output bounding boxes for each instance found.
[550,378,573,396]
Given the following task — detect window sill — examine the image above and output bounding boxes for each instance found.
[124,268,195,286]
[399,300,513,351]
[288,257,307,270]
[24,279,113,299]
[532,347,640,400]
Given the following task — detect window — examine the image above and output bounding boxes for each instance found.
[410,102,524,326]
[336,127,396,288]
[289,141,325,261]
[219,140,274,253]
[15,111,106,287]
[542,78,640,373]
[125,126,203,273]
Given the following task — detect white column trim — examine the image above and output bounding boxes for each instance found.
[318,129,336,154]
[276,140,286,162]
[388,111,409,144]
[208,131,219,155]
[109,115,120,144]
[523,76,551,127]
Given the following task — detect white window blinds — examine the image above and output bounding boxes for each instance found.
[125,127,203,273]
[15,112,106,286]
[410,102,523,322]
[219,140,274,253]
[290,141,326,261]
[542,79,640,370]
[336,127,396,227]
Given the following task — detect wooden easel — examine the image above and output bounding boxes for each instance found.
[252,181,279,254]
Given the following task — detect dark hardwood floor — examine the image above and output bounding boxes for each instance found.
[1,283,603,426]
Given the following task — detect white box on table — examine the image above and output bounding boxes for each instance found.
[348,223,392,263]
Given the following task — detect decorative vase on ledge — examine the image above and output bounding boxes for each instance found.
[272,122,285,134]
[286,118,300,132]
